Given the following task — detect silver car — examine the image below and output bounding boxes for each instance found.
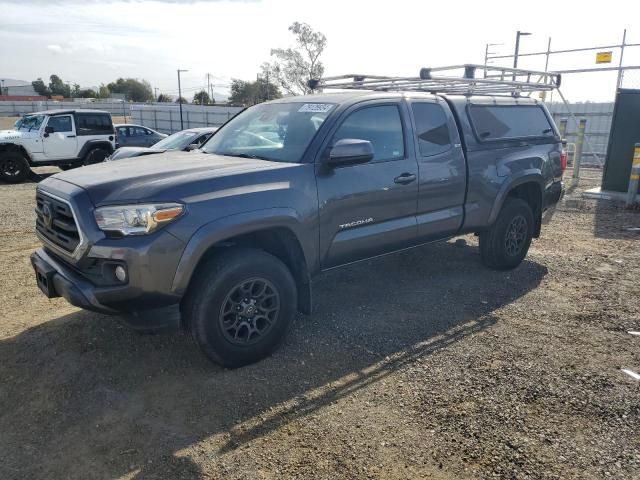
[114,124,167,148]
[108,127,217,161]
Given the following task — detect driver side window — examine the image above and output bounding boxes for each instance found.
[46,115,73,133]
[332,105,404,163]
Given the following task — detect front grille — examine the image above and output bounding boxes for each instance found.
[35,191,81,254]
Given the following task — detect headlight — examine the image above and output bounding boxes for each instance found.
[94,203,184,236]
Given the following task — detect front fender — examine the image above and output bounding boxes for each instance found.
[487,170,544,225]
[170,207,314,295]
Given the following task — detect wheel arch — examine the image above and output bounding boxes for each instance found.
[488,172,544,237]
[78,140,114,160]
[0,143,33,163]
[172,209,315,315]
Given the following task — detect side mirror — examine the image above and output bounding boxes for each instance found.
[325,139,374,168]
[185,143,199,151]
[44,126,54,134]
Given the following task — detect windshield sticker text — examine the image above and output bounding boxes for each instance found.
[298,103,334,113]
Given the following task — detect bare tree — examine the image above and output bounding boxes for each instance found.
[268,22,327,95]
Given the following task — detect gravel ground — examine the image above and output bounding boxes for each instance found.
[0,168,638,480]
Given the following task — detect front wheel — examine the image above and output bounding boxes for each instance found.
[0,152,30,183]
[479,198,534,270]
[183,248,297,368]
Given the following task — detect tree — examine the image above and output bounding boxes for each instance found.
[267,22,327,95]
[228,77,282,106]
[193,90,212,105]
[175,96,188,104]
[48,74,70,97]
[72,84,81,97]
[32,78,51,96]
[107,78,153,102]
[76,89,97,98]
[157,94,172,102]
[98,85,110,99]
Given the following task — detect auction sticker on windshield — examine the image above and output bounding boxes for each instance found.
[298,104,334,113]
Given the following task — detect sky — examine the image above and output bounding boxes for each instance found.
[1,0,639,102]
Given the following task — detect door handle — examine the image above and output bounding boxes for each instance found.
[394,173,417,185]
[66,135,76,138]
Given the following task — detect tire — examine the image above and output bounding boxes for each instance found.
[58,164,78,171]
[83,148,109,166]
[479,197,534,270]
[183,247,297,368]
[0,151,31,183]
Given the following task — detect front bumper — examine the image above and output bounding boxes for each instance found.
[31,248,118,314]
[31,243,184,315]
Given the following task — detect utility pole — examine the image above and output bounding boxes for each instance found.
[154,87,159,100]
[177,69,188,130]
[206,73,212,104]
[513,30,532,80]
[483,43,501,78]
[265,67,270,101]
[616,28,627,90]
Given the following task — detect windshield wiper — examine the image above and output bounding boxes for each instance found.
[215,152,274,161]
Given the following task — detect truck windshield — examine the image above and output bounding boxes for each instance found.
[202,102,334,163]
[15,115,45,131]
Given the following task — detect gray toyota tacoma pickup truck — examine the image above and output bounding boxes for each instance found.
[31,90,565,367]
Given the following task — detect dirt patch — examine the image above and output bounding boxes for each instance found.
[0,169,638,479]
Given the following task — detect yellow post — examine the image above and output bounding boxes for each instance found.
[572,118,587,186]
[626,144,640,206]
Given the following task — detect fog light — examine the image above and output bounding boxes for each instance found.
[114,265,127,283]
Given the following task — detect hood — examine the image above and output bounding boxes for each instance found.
[47,151,299,206]
[108,146,166,161]
[0,129,22,139]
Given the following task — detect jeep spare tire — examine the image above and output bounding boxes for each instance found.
[0,151,30,184]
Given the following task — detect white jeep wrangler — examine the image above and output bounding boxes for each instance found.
[0,109,116,183]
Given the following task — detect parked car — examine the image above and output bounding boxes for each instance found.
[107,127,217,161]
[0,109,115,182]
[31,88,565,368]
[114,124,167,148]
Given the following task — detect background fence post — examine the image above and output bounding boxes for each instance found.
[558,118,568,139]
[626,143,640,206]
[572,118,587,186]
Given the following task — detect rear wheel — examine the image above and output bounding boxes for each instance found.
[58,164,78,171]
[0,151,30,183]
[83,148,109,166]
[183,248,297,368]
[479,197,534,270]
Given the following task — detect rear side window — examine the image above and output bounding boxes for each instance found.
[469,105,554,141]
[76,114,113,136]
[332,105,404,162]
[411,103,452,156]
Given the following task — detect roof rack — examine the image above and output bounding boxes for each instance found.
[308,64,561,97]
